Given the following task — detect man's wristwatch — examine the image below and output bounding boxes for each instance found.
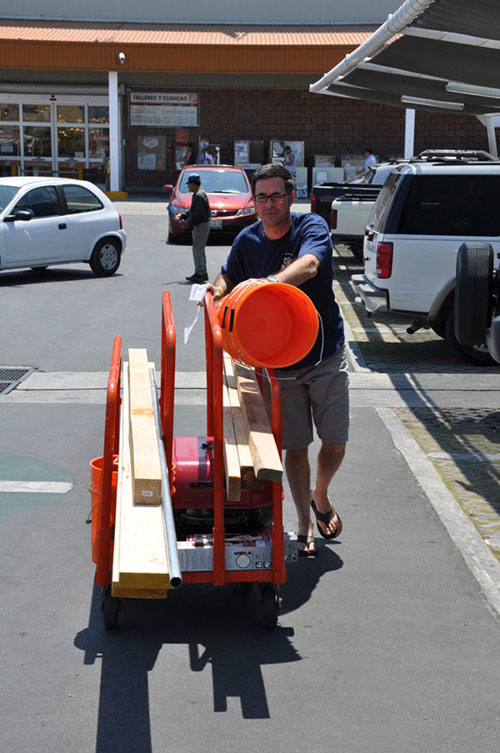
[267,275,279,283]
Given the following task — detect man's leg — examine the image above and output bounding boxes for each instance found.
[285,447,316,554]
[192,222,210,277]
[312,441,345,536]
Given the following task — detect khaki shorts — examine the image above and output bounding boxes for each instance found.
[269,347,350,451]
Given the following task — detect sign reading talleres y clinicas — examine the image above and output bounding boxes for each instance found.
[130,92,198,128]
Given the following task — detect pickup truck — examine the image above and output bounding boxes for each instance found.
[352,152,500,365]
[310,162,398,229]
[330,187,381,260]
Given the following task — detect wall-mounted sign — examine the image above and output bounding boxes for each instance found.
[137,135,166,171]
[130,92,198,128]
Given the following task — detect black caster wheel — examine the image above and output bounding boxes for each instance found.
[259,585,278,629]
[238,581,253,594]
[101,586,120,630]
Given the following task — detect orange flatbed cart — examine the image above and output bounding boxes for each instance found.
[92,290,288,629]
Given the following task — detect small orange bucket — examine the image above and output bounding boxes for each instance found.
[218,281,319,368]
[88,455,118,565]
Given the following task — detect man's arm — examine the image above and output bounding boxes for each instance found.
[267,254,319,286]
[206,272,235,301]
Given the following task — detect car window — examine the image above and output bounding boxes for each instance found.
[0,186,19,212]
[62,184,103,214]
[368,173,401,232]
[14,185,60,218]
[395,175,500,236]
[179,170,249,194]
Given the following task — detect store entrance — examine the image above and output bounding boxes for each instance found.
[0,94,110,183]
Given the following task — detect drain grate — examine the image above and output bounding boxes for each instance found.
[0,368,34,395]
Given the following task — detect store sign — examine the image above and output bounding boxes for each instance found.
[130,92,198,127]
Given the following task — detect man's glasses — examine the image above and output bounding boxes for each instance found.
[254,192,290,205]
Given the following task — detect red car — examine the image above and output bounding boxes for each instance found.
[164,165,257,243]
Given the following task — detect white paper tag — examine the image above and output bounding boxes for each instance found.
[184,284,206,344]
[189,283,207,302]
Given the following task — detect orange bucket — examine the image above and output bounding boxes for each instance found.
[88,455,118,565]
[218,282,319,368]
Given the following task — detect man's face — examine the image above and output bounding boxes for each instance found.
[254,177,294,229]
[187,181,198,193]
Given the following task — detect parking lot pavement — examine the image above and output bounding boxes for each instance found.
[1,203,499,751]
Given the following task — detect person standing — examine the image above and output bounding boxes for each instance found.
[282,145,296,178]
[364,148,377,174]
[183,173,211,283]
[183,142,197,167]
[206,164,348,556]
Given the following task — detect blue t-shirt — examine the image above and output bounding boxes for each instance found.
[221,212,344,369]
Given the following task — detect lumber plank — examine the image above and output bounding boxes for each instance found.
[112,362,170,594]
[222,381,241,501]
[128,348,162,505]
[232,359,283,482]
[223,354,263,491]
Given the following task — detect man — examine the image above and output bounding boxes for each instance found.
[282,145,296,177]
[183,173,211,283]
[206,164,349,556]
[363,148,377,174]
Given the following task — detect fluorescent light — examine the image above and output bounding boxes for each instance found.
[446,81,500,99]
[401,95,464,111]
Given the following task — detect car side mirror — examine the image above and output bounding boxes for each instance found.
[163,184,173,198]
[4,210,33,222]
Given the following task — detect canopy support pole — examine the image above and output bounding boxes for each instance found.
[404,108,415,158]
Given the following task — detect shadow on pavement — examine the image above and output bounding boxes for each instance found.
[74,547,343,748]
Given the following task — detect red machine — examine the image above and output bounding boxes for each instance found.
[92,290,287,629]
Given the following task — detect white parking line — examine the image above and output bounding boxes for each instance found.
[0,481,73,493]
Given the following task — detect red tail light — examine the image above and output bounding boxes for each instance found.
[376,242,393,278]
[119,213,123,229]
[330,208,337,229]
[311,193,316,213]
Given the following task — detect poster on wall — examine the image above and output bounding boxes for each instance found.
[234,140,250,166]
[137,135,166,171]
[270,140,304,168]
[130,92,198,128]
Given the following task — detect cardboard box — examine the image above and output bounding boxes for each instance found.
[177,532,297,572]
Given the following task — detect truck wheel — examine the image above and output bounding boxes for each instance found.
[445,307,495,366]
[455,243,493,346]
[349,241,364,262]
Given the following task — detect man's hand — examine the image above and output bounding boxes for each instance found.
[205,283,224,302]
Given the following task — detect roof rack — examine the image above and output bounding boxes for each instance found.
[412,149,499,163]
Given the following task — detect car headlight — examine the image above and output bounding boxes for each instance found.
[236,207,256,216]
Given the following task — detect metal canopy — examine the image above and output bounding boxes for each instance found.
[310,0,500,116]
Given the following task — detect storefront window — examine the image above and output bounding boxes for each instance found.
[0,126,21,156]
[24,126,51,157]
[89,128,109,160]
[89,106,109,124]
[58,127,85,159]
[0,104,19,121]
[57,105,85,124]
[23,104,50,122]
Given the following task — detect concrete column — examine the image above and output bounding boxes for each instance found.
[108,71,120,192]
[404,108,415,158]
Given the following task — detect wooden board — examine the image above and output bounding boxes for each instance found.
[222,381,241,501]
[226,356,283,483]
[223,354,263,491]
[112,362,170,596]
[128,348,162,505]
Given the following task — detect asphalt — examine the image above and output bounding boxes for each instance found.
[1,197,499,753]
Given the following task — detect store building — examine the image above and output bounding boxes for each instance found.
[0,1,489,193]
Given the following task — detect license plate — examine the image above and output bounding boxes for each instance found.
[210,219,222,229]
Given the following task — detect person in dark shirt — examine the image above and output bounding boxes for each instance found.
[207,164,349,555]
[183,142,197,167]
[183,173,211,283]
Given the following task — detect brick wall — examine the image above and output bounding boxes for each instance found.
[124,87,490,189]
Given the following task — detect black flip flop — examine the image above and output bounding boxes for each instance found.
[297,534,318,557]
[311,499,343,540]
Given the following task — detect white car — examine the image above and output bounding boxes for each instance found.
[0,177,126,276]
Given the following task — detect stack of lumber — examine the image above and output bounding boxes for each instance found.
[222,353,282,501]
[112,349,170,599]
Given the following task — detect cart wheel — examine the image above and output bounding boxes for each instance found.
[260,586,278,629]
[102,586,120,630]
